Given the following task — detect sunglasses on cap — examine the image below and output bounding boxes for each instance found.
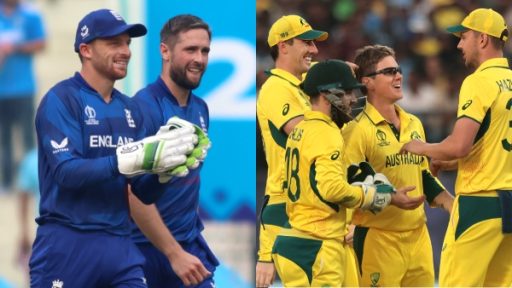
[365,66,402,77]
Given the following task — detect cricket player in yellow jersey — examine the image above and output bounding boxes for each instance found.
[272,59,424,287]
[401,8,512,286]
[256,15,328,287]
[343,45,454,286]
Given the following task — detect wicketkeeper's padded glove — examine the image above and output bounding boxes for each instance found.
[116,120,198,177]
[349,162,396,214]
[347,161,376,184]
[347,161,392,186]
[156,117,212,183]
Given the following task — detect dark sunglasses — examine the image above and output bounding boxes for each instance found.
[365,66,402,77]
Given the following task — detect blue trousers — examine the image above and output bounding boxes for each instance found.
[30,223,147,288]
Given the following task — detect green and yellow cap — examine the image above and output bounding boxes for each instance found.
[267,15,328,47]
[446,8,508,41]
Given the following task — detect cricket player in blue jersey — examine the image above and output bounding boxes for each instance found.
[29,9,207,287]
[128,15,219,288]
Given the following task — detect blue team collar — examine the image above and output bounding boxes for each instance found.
[156,76,192,106]
[72,72,121,100]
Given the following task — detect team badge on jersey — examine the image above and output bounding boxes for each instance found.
[410,131,421,140]
[125,109,136,128]
[84,105,99,125]
[370,272,380,287]
[199,113,207,132]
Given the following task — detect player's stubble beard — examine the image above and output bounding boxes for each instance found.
[170,62,205,90]
[93,59,128,82]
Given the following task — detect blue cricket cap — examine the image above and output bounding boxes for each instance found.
[74,9,147,52]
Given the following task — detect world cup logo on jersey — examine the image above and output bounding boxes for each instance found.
[84,105,99,125]
[376,129,390,146]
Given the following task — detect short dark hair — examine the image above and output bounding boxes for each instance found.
[160,14,211,48]
[270,38,294,61]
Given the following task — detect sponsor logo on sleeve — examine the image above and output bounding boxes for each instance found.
[462,100,472,110]
[331,150,340,160]
[51,138,69,154]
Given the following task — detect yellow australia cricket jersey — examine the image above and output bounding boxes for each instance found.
[285,111,363,240]
[257,68,312,201]
[455,58,512,194]
[342,103,445,231]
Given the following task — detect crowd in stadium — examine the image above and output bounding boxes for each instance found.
[257,0,512,142]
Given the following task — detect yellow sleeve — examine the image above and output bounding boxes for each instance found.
[342,120,368,165]
[311,128,363,208]
[457,75,495,122]
[258,223,276,262]
[259,80,307,131]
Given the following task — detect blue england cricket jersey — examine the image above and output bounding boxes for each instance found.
[35,72,160,235]
[131,77,209,243]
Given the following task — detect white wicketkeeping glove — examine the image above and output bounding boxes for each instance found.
[352,175,395,214]
[156,117,212,183]
[116,120,198,177]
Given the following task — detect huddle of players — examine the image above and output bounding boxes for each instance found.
[257,7,512,287]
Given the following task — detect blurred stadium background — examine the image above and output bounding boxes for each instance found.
[256,0,512,285]
[0,0,255,287]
